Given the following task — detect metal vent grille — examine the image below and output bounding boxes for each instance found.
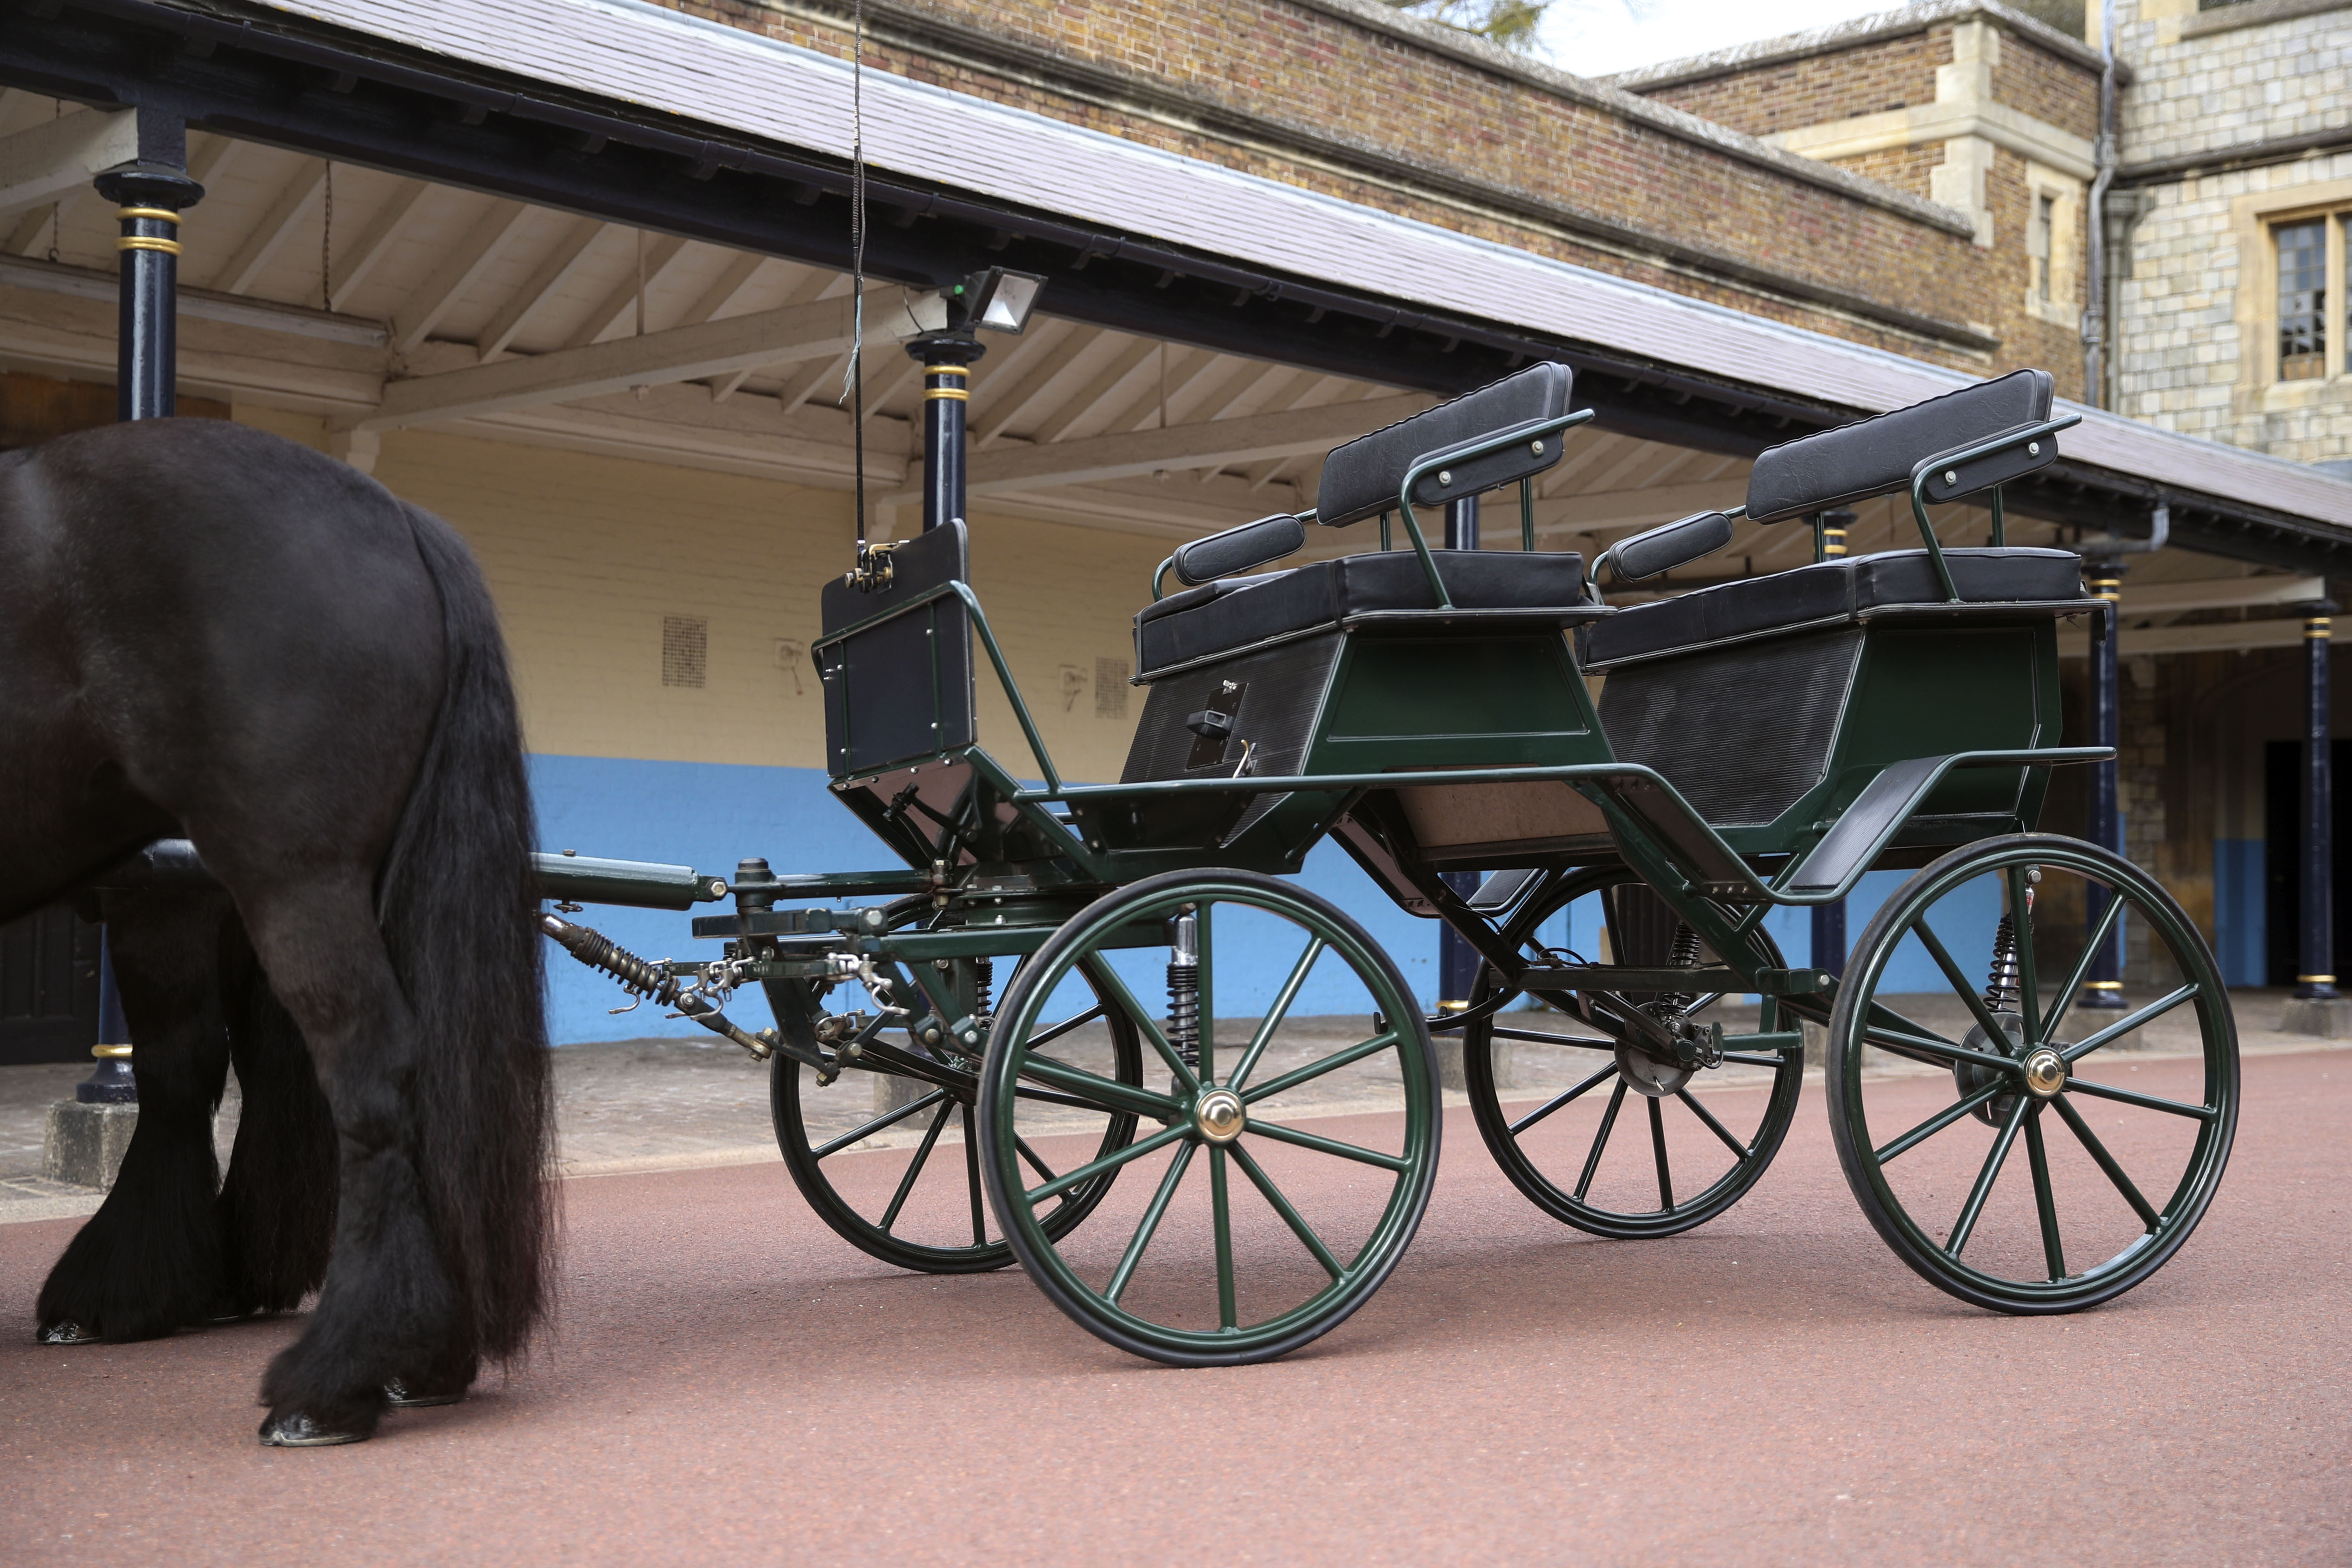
[661,615,708,688]
[1095,656,1129,719]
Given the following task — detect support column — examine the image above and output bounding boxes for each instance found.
[1809,900,1846,980]
[50,115,204,1182]
[1444,495,1478,551]
[907,333,983,533]
[1435,494,1482,1086]
[2285,601,2349,1036]
[2083,559,2127,1009]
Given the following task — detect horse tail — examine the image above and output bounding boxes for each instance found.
[378,501,554,1366]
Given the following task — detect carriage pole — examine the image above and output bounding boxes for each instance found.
[909,333,982,532]
[77,117,206,1112]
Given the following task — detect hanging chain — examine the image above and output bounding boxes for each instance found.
[845,0,868,561]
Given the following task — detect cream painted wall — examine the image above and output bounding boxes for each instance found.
[233,405,1164,783]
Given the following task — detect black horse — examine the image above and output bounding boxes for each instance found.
[2,417,553,1445]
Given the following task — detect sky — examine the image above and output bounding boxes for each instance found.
[1532,0,1893,78]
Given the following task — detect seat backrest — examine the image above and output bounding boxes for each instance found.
[1746,368,2053,524]
[1315,361,1572,527]
[817,522,977,777]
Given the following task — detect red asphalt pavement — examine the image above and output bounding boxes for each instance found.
[3,1048,2346,1566]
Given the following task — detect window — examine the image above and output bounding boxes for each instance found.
[2279,219,2328,380]
[661,614,708,688]
[2033,194,2056,303]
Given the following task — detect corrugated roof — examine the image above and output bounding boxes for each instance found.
[255,0,2352,530]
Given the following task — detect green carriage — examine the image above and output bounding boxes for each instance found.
[541,363,2238,1362]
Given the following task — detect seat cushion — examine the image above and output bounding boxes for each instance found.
[1582,547,2082,669]
[1136,549,1587,675]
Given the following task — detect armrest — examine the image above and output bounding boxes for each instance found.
[1599,509,1736,583]
[1152,512,1307,600]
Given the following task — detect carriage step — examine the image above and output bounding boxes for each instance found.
[1517,965,1832,996]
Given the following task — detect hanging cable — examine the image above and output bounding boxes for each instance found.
[845,0,869,564]
[319,161,332,311]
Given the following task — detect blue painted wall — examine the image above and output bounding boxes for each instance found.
[530,754,1988,1043]
[2212,837,2265,987]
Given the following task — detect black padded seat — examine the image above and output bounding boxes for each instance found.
[1583,546,2084,670]
[1136,549,1588,676]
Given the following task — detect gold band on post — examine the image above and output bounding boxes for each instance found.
[115,206,183,225]
[91,1044,133,1059]
[924,386,970,401]
[2084,980,2123,990]
[116,236,183,256]
[2298,974,2337,984]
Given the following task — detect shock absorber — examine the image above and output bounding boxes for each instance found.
[539,913,773,1059]
[973,956,995,1022]
[1983,870,2037,1016]
[1167,908,1200,1075]
[1653,922,1704,1016]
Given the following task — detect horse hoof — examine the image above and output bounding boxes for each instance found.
[35,1321,99,1346]
[384,1378,463,1409]
[257,1412,367,1448]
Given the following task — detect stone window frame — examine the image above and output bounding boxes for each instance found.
[2022,159,2084,330]
[2232,177,2352,408]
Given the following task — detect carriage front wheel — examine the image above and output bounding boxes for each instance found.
[979,869,1441,1366]
[1826,833,2238,1313]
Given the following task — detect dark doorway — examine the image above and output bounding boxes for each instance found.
[0,904,102,1065]
[2263,738,2352,986]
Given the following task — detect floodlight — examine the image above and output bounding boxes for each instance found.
[960,267,1046,334]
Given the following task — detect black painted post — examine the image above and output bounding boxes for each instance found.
[2297,600,2337,1002]
[908,334,983,532]
[78,119,204,1105]
[1439,494,1480,1026]
[1810,900,1846,980]
[2083,559,2127,1008]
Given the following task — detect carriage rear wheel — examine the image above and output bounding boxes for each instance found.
[1463,870,1804,1239]
[980,869,1441,1365]
[771,951,1143,1274]
[1826,833,2238,1313]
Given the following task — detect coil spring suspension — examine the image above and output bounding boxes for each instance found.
[1168,909,1200,1073]
[973,956,994,1022]
[1983,870,2038,1015]
[538,913,773,1059]
[1651,922,1704,1016]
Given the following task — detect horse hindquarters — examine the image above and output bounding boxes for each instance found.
[36,890,233,1342]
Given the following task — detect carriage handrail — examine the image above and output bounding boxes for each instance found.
[1393,409,1598,608]
[1903,413,2082,602]
[813,576,1065,794]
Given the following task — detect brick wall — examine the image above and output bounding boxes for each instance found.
[1993,30,2100,141]
[1640,27,1951,138]
[656,0,2018,369]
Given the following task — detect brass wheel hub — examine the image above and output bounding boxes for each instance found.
[2021,1045,2068,1100]
[1193,1087,1246,1144]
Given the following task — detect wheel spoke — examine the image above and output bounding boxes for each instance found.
[1914,917,2020,1054]
[2050,1094,2161,1229]
[1874,1079,2009,1165]
[1210,1146,1237,1331]
[1648,1095,1674,1212]
[1239,1029,1399,1105]
[1229,1141,1343,1280]
[2062,1075,2217,1121]
[1575,1080,1629,1200]
[1087,955,1200,1096]
[813,1086,950,1158]
[2060,983,2199,1064]
[962,1103,986,1247]
[880,1102,954,1233]
[1014,1135,1059,1188]
[1946,1094,2028,1257]
[2008,866,2042,1047]
[1026,1121,1190,1204]
[1244,1118,1412,1173]
[1105,1141,1196,1304]
[2023,1105,2066,1282]
[1227,936,1325,1091]
[1011,1082,1125,1113]
[2040,892,2126,1047]
[1675,1087,1749,1159]
[1509,1063,1618,1136]
[1869,1000,1960,1050]
[1025,1002,1108,1054]
[1718,1052,1794,1068]
[1017,1053,1180,1120]
[1857,1030,2021,1077]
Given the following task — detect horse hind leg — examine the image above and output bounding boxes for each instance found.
[243,876,467,1446]
[35,889,234,1343]
[214,913,338,1320]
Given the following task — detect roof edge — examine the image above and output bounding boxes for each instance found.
[1280,0,1975,238]
[1600,0,2114,94]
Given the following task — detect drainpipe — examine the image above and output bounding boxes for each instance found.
[2081,0,2118,406]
